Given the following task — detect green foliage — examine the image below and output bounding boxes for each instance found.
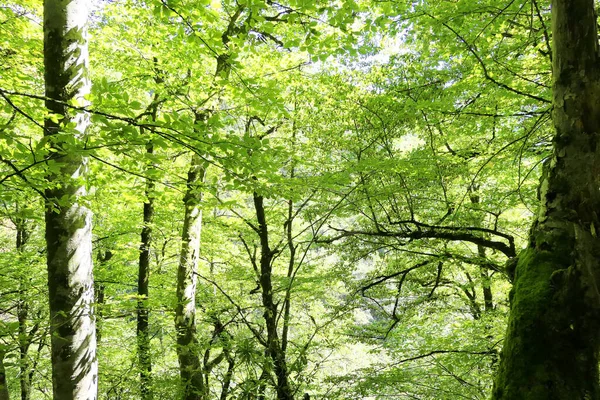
[0,0,557,398]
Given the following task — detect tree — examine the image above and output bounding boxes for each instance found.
[3,0,586,398]
[136,81,162,400]
[43,0,97,398]
[173,6,239,397]
[176,146,207,400]
[492,0,600,398]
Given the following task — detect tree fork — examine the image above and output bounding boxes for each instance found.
[253,193,294,400]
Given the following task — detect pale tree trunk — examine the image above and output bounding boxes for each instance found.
[43,0,97,399]
[173,6,248,396]
[175,152,206,400]
[492,1,600,398]
[175,35,231,396]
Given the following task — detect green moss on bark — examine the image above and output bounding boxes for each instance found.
[493,243,600,400]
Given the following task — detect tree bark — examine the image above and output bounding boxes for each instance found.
[95,283,105,344]
[43,0,97,399]
[94,250,111,344]
[137,136,155,400]
[469,190,493,312]
[253,193,294,400]
[282,128,298,355]
[175,151,207,400]
[174,17,235,392]
[219,356,235,400]
[492,1,600,399]
[281,199,295,354]
[16,218,32,400]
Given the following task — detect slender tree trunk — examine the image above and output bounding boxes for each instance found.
[43,0,97,399]
[253,193,294,400]
[493,1,600,398]
[173,9,243,397]
[479,258,493,312]
[95,284,105,343]
[281,199,295,354]
[282,128,297,354]
[137,137,155,400]
[468,190,493,312]
[95,250,111,344]
[256,360,269,400]
[175,152,207,400]
[17,289,30,400]
[175,30,233,395]
[219,356,235,400]
[136,82,163,400]
[16,218,32,400]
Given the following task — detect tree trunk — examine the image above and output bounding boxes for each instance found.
[16,218,32,400]
[281,199,295,354]
[175,28,233,395]
[17,287,31,400]
[175,152,207,400]
[43,0,97,399]
[95,250,111,345]
[95,284,105,344]
[173,9,243,397]
[469,190,494,312]
[479,260,493,312]
[137,138,155,400]
[219,356,235,400]
[253,193,294,400]
[282,130,298,354]
[492,1,600,399]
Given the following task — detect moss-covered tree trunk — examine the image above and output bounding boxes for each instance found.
[175,151,207,400]
[43,0,97,398]
[492,1,600,399]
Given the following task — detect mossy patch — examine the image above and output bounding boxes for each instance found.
[493,245,600,400]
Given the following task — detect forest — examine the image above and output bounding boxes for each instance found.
[1,0,600,399]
